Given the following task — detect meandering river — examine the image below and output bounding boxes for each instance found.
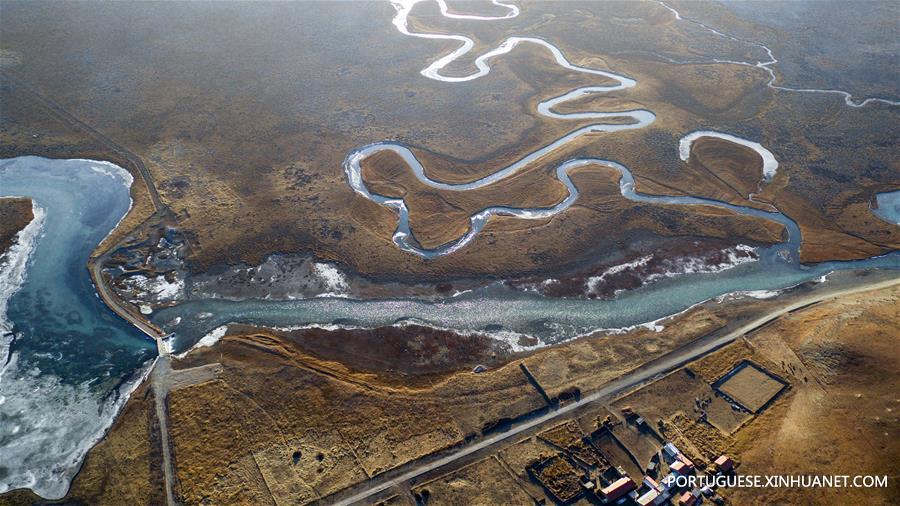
[2,0,899,500]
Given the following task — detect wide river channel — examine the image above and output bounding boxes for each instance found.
[0,157,156,498]
[3,0,898,500]
[3,9,900,484]
[2,148,900,500]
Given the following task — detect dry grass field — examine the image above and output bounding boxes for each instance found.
[0,1,897,504]
[410,457,532,506]
[1,1,895,282]
[0,197,32,253]
[716,361,787,413]
[723,284,900,505]
[3,277,895,505]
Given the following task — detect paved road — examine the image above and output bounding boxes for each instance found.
[90,259,165,339]
[3,72,167,340]
[151,357,178,506]
[4,72,896,504]
[327,276,900,506]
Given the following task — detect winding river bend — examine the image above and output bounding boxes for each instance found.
[158,0,899,349]
[346,131,779,259]
[873,190,900,226]
[346,0,798,259]
[656,1,900,107]
[1,155,897,499]
[2,0,898,500]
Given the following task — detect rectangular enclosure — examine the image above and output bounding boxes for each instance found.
[714,360,788,413]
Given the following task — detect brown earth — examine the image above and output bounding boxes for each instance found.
[3,276,896,505]
[678,137,767,206]
[0,80,156,255]
[0,295,737,504]
[61,289,781,505]
[527,454,583,502]
[716,361,786,413]
[0,197,32,253]
[722,284,900,505]
[359,137,784,253]
[2,1,894,285]
[611,282,900,504]
[163,334,542,505]
[411,456,533,506]
[193,322,514,387]
[611,367,751,441]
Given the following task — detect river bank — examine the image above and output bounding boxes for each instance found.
[0,157,156,499]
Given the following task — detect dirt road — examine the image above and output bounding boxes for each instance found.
[324,276,900,506]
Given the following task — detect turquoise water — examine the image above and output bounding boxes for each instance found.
[0,157,156,499]
[159,143,899,350]
[156,251,900,352]
[0,155,897,499]
[873,190,900,225]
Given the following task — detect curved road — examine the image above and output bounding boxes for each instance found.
[326,275,900,506]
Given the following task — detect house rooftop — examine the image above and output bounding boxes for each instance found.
[715,455,734,472]
[636,488,660,505]
[678,490,697,506]
[671,461,688,474]
[602,477,636,501]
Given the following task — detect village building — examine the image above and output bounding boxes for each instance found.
[678,490,698,506]
[714,455,734,473]
[636,488,660,505]
[663,443,680,459]
[671,460,693,475]
[601,476,636,502]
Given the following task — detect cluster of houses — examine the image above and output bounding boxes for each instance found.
[597,441,735,505]
[525,411,739,505]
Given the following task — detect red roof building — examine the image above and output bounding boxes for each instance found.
[602,476,636,502]
[715,455,734,472]
[678,491,697,506]
[671,460,687,474]
[643,476,661,491]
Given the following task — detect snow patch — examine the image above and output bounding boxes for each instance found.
[585,246,757,296]
[124,274,185,302]
[679,131,779,181]
[312,262,348,294]
[0,202,45,372]
[175,325,228,359]
[585,255,653,293]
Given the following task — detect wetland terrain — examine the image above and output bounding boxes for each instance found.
[0,0,898,504]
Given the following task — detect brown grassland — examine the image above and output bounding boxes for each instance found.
[0,197,32,253]
[1,1,896,282]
